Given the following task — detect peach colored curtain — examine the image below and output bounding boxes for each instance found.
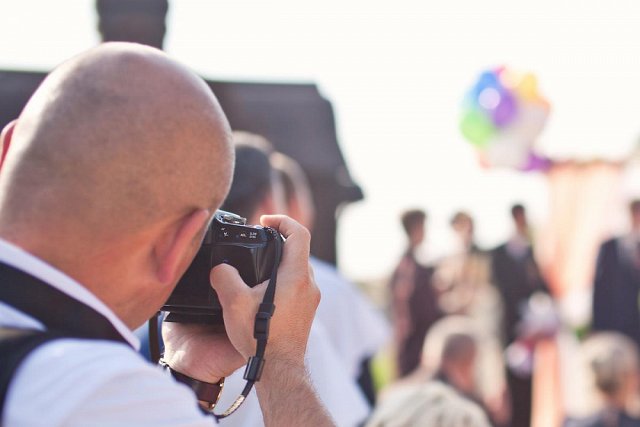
[532,161,624,427]
[539,161,624,298]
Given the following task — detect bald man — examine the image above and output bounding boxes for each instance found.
[0,43,333,426]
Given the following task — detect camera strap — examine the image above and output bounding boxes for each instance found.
[0,262,131,418]
[0,263,129,345]
[214,228,282,419]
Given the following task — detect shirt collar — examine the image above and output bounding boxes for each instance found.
[0,238,140,350]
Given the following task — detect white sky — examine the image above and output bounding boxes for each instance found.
[2,0,640,281]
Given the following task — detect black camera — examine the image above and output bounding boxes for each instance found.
[162,210,284,324]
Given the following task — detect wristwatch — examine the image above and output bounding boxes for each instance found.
[159,358,225,412]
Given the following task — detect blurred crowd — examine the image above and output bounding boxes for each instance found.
[383,205,546,427]
[370,200,640,427]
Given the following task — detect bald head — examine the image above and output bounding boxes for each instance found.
[0,43,233,249]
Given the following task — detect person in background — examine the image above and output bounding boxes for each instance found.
[435,211,499,324]
[451,211,479,253]
[217,133,370,427]
[388,209,442,378]
[366,382,491,427]
[271,152,391,405]
[375,316,495,427]
[491,203,549,427]
[434,211,507,426]
[564,332,640,427]
[271,153,391,405]
[592,200,640,348]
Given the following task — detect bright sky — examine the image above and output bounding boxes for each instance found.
[2,0,640,281]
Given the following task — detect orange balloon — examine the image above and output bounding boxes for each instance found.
[517,73,539,101]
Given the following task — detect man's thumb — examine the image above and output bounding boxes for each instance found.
[210,263,247,307]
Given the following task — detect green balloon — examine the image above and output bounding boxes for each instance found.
[460,110,495,146]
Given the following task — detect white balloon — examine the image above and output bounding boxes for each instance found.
[483,101,549,169]
[484,133,531,169]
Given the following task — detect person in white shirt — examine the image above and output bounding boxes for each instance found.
[0,42,334,427]
[270,153,391,385]
[216,136,370,427]
[268,152,392,418]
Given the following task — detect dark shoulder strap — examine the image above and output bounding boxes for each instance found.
[0,328,67,421]
[0,263,128,344]
[0,262,131,422]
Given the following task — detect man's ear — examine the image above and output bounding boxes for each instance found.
[153,208,211,285]
[0,120,17,170]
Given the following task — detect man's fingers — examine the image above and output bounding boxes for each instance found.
[260,214,310,259]
[260,215,309,241]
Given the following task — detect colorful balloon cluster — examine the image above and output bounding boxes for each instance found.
[460,67,551,171]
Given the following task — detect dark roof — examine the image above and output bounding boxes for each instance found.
[0,69,363,263]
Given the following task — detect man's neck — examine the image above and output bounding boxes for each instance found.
[0,236,140,347]
[5,232,148,330]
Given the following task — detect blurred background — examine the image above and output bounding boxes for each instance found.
[6,0,640,282]
[4,1,640,426]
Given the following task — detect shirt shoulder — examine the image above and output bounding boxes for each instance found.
[5,338,215,427]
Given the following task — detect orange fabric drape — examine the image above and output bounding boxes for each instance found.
[532,161,624,427]
[540,161,624,298]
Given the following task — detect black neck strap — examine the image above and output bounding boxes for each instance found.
[214,229,282,419]
[0,262,129,346]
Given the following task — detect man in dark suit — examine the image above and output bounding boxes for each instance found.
[592,200,640,348]
[492,204,549,427]
[389,209,442,378]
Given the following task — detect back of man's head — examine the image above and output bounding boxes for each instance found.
[510,204,525,219]
[583,332,640,400]
[440,333,476,374]
[401,209,426,238]
[0,43,234,324]
[422,316,477,371]
[450,211,472,230]
[221,132,278,222]
[366,382,491,427]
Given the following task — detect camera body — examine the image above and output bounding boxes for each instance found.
[162,210,283,324]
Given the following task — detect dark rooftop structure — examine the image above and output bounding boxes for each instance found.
[0,0,363,264]
[0,72,362,265]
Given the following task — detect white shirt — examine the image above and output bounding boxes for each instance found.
[506,233,530,260]
[0,239,216,427]
[310,257,391,379]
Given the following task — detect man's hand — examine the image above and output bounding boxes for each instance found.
[161,323,245,383]
[161,215,319,380]
[163,215,333,426]
[213,215,333,426]
[211,215,320,366]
